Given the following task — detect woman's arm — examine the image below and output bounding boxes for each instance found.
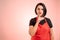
[45,17,54,40]
[50,28,54,40]
[29,21,39,36]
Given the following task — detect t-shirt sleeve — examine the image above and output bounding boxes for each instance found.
[46,18,53,28]
[29,18,36,26]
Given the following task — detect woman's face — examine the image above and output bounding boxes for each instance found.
[36,5,43,17]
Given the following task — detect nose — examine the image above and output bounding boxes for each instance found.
[39,10,41,13]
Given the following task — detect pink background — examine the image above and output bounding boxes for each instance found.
[0,0,60,40]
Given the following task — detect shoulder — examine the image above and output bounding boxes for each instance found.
[45,17,50,21]
[29,17,36,26]
[45,17,53,28]
[30,17,36,22]
[45,17,52,23]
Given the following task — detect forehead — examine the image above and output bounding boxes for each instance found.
[37,5,43,9]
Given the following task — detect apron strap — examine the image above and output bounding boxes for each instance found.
[44,17,47,23]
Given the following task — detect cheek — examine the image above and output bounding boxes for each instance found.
[40,10,43,13]
[40,10,43,16]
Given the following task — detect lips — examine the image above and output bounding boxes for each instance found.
[39,13,41,14]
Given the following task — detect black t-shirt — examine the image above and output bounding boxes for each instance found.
[29,17,53,28]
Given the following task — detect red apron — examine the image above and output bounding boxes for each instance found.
[31,17,51,40]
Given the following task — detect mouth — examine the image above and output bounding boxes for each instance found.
[39,13,41,14]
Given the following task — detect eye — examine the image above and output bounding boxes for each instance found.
[41,9,44,10]
[37,8,40,10]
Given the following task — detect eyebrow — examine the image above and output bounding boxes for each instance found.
[37,8,43,10]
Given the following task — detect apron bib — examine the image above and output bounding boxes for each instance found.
[31,17,51,40]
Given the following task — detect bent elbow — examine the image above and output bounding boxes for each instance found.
[29,32,35,36]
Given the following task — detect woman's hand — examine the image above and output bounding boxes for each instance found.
[37,16,45,23]
[50,28,54,40]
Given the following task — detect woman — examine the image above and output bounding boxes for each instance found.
[29,3,54,40]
